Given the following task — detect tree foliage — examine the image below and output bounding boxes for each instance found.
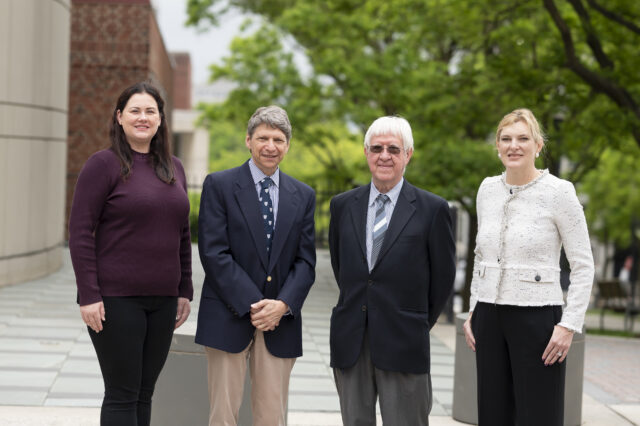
[581,142,640,248]
[186,0,640,307]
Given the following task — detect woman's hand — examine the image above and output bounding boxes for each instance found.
[542,325,574,366]
[463,312,476,351]
[80,301,105,333]
[175,297,191,329]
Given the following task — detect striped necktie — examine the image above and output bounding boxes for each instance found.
[371,194,390,267]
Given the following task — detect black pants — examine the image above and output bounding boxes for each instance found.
[472,302,565,426]
[89,296,177,426]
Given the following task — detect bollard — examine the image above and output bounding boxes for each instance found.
[452,313,585,426]
[151,323,253,425]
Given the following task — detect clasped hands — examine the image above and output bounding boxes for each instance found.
[250,299,289,331]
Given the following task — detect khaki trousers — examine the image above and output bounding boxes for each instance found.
[205,330,295,426]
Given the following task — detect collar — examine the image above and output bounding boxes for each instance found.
[368,178,403,208]
[248,159,280,188]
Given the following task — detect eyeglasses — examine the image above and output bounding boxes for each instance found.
[368,145,403,155]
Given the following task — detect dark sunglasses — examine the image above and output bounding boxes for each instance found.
[369,145,403,155]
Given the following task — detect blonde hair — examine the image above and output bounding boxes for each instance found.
[496,108,546,147]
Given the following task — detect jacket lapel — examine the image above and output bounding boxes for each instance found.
[268,173,298,271]
[372,182,416,270]
[348,184,371,259]
[234,162,269,270]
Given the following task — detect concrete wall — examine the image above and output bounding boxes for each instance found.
[0,0,71,286]
[172,110,210,190]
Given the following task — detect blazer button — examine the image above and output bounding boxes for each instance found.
[361,305,367,312]
[368,280,373,286]
[267,276,272,282]
[535,274,541,282]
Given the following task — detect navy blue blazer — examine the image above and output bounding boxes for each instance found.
[328,181,456,374]
[195,161,316,358]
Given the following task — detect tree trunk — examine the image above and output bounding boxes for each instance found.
[462,211,478,312]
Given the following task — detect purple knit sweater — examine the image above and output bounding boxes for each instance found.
[69,149,193,306]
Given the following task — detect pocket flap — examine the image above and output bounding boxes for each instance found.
[518,269,555,283]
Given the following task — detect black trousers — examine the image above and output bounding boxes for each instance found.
[472,302,565,426]
[88,296,177,426]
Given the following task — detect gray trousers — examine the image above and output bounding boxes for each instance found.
[333,332,432,426]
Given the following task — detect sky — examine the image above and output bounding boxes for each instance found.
[150,0,244,86]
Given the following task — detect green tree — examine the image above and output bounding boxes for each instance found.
[581,143,640,275]
[186,0,640,309]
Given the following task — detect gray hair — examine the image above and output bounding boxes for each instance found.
[364,116,414,152]
[247,105,292,142]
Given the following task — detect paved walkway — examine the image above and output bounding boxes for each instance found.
[0,248,639,425]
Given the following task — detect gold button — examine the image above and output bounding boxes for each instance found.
[267,276,272,282]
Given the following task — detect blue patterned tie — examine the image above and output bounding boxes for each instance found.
[371,194,390,267]
[259,178,275,256]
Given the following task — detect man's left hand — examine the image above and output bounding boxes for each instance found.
[250,299,289,331]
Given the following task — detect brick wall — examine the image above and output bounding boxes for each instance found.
[171,52,192,110]
[66,0,174,234]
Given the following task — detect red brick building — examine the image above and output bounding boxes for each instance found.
[66,0,174,229]
[171,52,192,110]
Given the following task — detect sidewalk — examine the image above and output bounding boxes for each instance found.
[0,248,638,425]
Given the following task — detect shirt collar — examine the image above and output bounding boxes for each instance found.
[369,178,403,207]
[248,159,280,187]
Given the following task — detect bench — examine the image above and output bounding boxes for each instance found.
[596,279,639,332]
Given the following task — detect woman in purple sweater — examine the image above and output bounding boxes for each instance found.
[69,82,193,426]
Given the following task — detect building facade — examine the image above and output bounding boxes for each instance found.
[0,0,71,286]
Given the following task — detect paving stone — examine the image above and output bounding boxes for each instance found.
[292,361,331,376]
[430,401,448,416]
[59,359,101,376]
[0,390,47,405]
[44,397,103,408]
[0,338,71,353]
[2,326,83,340]
[434,390,453,406]
[49,376,104,394]
[431,354,454,365]
[0,353,66,369]
[288,394,341,412]
[289,376,337,393]
[432,375,454,390]
[0,370,57,387]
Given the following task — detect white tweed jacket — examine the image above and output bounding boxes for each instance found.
[469,170,594,332]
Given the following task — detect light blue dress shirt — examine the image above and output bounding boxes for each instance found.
[366,179,404,271]
[248,159,280,229]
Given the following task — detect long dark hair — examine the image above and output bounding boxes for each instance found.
[109,82,175,184]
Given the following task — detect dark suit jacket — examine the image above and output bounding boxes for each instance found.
[328,181,455,374]
[195,161,316,358]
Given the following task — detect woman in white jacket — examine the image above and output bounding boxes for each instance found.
[463,108,594,426]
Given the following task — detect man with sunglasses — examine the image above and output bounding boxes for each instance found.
[328,116,456,425]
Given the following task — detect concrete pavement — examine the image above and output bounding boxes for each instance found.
[0,247,639,425]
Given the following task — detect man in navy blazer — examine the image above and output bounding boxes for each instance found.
[329,116,456,425]
[195,106,316,426]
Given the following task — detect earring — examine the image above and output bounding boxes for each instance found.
[497,153,501,158]
[535,152,540,158]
